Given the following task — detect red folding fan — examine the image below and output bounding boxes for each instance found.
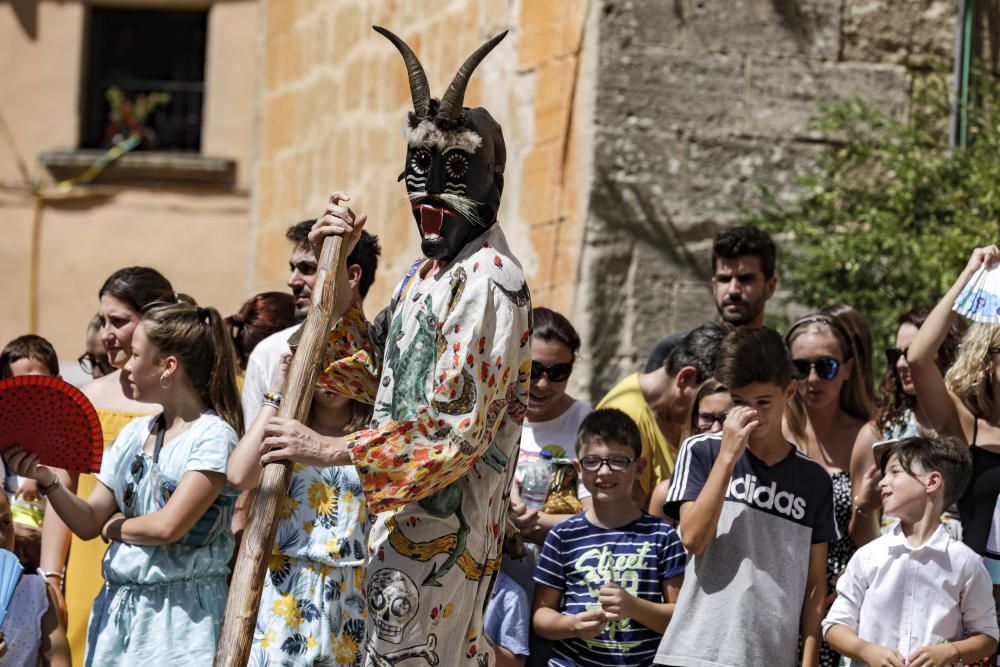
[0,376,104,473]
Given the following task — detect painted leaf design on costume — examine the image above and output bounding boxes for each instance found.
[281,634,309,656]
[298,600,322,622]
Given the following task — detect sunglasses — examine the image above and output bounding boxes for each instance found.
[885,347,907,367]
[791,357,841,381]
[530,361,573,383]
[579,455,636,472]
[696,412,728,433]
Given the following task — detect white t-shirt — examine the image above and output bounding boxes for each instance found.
[517,399,592,499]
[241,324,300,425]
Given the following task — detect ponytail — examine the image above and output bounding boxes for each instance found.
[141,302,245,436]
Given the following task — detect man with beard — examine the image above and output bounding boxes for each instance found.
[260,26,532,666]
[241,221,381,425]
[643,225,777,372]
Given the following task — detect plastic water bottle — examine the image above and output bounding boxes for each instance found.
[521,450,554,511]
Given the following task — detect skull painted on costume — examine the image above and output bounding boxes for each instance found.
[375,26,507,262]
[367,568,419,644]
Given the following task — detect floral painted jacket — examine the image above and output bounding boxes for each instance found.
[318,225,532,666]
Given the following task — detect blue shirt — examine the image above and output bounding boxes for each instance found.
[534,512,685,667]
[484,571,530,656]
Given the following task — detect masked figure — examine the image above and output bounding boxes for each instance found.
[319,26,532,666]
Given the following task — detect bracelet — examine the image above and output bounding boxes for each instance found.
[852,495,876,517]
[38,476,61,496]
[263,391,282,409]
[37,569,63,582]
[952,641,963,664]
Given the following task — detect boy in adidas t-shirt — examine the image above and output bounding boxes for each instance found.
[655,328,838,667]
[533,409,686,667]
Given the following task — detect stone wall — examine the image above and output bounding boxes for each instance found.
[576,0,916,399]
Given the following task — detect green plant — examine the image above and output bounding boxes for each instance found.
[749,69,1000,363]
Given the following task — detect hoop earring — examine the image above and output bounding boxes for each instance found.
[160,373,172,389]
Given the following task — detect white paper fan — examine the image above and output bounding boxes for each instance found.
[0,549,22,628]
[954,265,1000,323]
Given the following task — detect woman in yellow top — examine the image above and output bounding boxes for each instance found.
[40,267,175,666]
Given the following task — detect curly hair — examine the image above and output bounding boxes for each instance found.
[944,322,1000,421]
[875,307,965,434]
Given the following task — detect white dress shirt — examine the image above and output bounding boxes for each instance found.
[241,324,300,425]
[823,522,999,665]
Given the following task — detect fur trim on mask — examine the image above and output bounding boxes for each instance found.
[403,117,482,153]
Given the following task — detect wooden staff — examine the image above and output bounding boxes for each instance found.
[214,235,347,666]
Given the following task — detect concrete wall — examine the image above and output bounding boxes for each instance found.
[251,0,592,322]
[0,0,257,363]
[576,0,927,399]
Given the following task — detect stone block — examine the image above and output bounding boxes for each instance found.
[746,58,911,139]
[519,0,569,70]
[575,238,636,396]
[520,142,562,225]
[684,136,823,228]
[842,0,955,67]
[619,0,841,60]
[266,0,295,37]
[534,57,576,143]
[598,54,746,138]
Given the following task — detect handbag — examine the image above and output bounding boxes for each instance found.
[542,461,582,515]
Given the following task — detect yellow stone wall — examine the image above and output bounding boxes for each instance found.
[252,0,592,316]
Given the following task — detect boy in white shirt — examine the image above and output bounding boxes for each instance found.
[824,436,999,666]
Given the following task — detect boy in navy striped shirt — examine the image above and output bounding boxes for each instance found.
[533,409,686,667]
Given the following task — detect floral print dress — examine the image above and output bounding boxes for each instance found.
[248,462,371,667]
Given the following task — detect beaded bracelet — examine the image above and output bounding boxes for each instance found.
[263,391,282,410]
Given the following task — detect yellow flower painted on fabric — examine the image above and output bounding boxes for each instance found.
[354,567,364,590]
[325,538,342,558]
[307,636,318,649]
[318,563,334,578]
[335,634,359,664]
[466,627,477,641]
[443,603,454,618]
[272,593,303,629]
[309,481,338,516]
[260,627,276,648]
[342,490,355,505]
[268,552,289,575]
[303,521,314,534]
[278,495,299,520]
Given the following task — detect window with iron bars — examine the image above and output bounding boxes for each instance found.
[81,7,208,152]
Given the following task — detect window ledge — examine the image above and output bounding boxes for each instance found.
[39,149,236,187]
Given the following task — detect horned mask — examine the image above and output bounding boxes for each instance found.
[374,26,508,262]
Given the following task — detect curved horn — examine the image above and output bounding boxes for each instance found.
[437,30,508,121]
[373,25,431,117]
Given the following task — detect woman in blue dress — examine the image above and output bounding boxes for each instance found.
[5,301,243,666]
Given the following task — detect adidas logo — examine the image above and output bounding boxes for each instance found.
[726,473,806,520]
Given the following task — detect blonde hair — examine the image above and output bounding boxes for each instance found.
[945,322,1000,421]
[785,315,874,444]
[141,302,244,436]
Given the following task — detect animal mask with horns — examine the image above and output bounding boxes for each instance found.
[375,25,508,262]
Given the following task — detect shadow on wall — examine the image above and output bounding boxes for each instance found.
[8,0,40,40]
[591,170,706,278]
